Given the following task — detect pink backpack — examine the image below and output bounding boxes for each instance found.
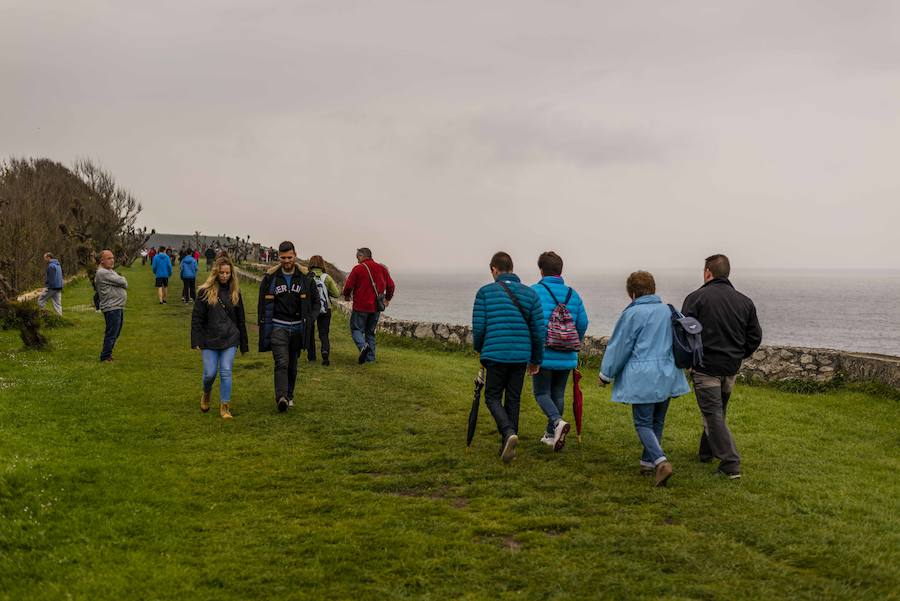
[541,283,581,351]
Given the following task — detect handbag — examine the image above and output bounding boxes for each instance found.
[362,263,387,312]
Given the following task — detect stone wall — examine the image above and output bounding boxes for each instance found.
[235,267,900,389]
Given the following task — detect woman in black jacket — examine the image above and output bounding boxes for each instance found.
[191,256,249,419]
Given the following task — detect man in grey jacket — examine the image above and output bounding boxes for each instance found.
[95,249,128,362]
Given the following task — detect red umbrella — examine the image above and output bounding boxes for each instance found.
[572,368,584,442]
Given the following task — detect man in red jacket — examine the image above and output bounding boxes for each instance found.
[342,247,395,364]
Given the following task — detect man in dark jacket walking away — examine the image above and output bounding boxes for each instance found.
[342,248,395,364]
[258,241,320,412]
[204,246,216,271]
[682,254,762,479]
[38,253,64,316]
[472,252,545,464]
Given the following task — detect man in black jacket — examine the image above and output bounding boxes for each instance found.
[258,241,321,412]
[682,254,762,479]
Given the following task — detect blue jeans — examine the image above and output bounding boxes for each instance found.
[533,369,570,434]
[202,347,237,403]
[100,309,124,361]
[350,311,379,362]
[631,400,670,465]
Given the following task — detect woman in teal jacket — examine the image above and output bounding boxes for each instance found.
[599,271,689,486]
[530,252,588,451]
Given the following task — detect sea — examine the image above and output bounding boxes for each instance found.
[383,270,900,357]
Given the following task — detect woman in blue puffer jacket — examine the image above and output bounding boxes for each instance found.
[531,251,588,452]
[599,270,689,487]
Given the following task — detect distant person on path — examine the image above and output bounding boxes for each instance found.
[472,252,544,464]
[531,251,588,452]
[151,246,173,304]
[599,271,690,486]
[95,250,128,362]
[191,256,249,420]
[306,255,341,366]
[180,249,198,303]
[341,247,395,364]
[205,246,216,271]
[37,252,64,316]
[681,254,762,480]
[147,246,156,266]
[258,241,321,412]
[193,249,200,262]
[140,248,149,266]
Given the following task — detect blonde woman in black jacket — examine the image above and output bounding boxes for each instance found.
[191,256,249,419]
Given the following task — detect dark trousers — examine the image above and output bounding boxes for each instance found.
[100,309,124,361]
[307,311,332,360]
[350,311,379,362]
[484,363,526,441]
[271,327,304,401]
[692,371,741,474]
[181,278,196,302]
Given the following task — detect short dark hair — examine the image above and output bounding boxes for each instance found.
[356,247,372,259]
[308,255,325,269]
[490,251,514,273]
[158,246,166,252]
[705,254,731,279]
[278,241,295,254]
[186,248,193,255]
[626,271,656,299]
[537,251,563,277]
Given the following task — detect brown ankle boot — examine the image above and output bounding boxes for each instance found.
[654,461,673,487]
[220,403,233,419]
[200,391,211,413]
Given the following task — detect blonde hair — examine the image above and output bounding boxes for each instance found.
[199,257,241,305]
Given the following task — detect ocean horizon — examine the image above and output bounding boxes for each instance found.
[381,268,900,357]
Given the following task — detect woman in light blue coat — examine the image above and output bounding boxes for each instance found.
[531,252,588,452]
[599,271,689,486]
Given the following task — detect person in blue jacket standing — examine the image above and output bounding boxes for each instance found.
[180,249,199,304]
[472,251,544,464]
[531,251,588,452]
[599,271,690,487]
[151,246,173,304]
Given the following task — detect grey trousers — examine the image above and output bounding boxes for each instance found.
[38,288,62,316]
[691,371,741,474]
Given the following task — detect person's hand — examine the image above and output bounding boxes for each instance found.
[597,376,608,387]
[384,299,391,308]
[527,363,540,376]
[193,346,200,351]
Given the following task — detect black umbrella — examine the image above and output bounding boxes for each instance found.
[466,368,486,448]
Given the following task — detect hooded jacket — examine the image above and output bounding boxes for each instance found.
[45,259,63,290]
[257,265,321,352]
[191,283,249,352]
[600,294,690,404]
[180,255,198,279]
[152,253,173,278]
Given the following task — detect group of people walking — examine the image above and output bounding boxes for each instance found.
[53,241,760,486]
[473,251,761,486]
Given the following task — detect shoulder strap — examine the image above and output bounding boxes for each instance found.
[539,282,561,305]
[498,280,529,325]
[362,262,381,295]
[564,288,573,304]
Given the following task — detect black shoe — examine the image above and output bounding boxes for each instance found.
[715,467,742,480]
[358,345,369,364]
[322,353,330,366]
[308,355,316,363]
[277,397,288,413]
[698,455,714,463]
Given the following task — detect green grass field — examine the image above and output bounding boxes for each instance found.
[1,266,898,600]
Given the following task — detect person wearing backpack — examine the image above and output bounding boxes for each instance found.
[191,256,249,419]
[530,252,588,452]
[257,241,321,412]
[341,247,395,364]
[599,271,689,487]
[472,252,545,464]
[681,254,762,480]
[180,249,199,304]
[306,255,341,366]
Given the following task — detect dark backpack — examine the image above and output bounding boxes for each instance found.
[667,304,704,369]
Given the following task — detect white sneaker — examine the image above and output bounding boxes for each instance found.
[552,420,571,452]
[288,399,294,408]
[540,433,555,447]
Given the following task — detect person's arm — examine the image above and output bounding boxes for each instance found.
[528,291,545,368]
[325,274,340,299]
[306,274,321,319]
[681,291,699,318]
[472,288,487,352]
[257,274,268,325]
[383,265,395,301]
[743,302,763,358]
[575,292,589,340]
[599,310,639,383]
[236,293,249,354]
[191,291,207,348]
[342,267,358,301]
[109,270,128,288]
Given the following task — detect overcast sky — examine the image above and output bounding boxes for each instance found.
[3,1,899,273]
